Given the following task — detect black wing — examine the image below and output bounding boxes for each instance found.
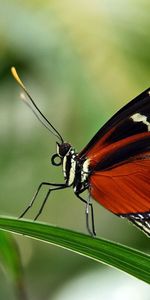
[79,88,150,159]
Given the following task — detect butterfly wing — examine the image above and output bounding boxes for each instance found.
[78,88,150,236]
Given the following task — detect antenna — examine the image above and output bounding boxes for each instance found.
[11,67,64,143]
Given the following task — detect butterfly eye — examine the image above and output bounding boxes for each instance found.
[51,154,62,166]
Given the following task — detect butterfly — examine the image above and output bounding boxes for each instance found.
[11,67,150,237]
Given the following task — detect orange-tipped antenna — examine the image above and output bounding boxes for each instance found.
[11,67,26,90]
[11,67,64,143]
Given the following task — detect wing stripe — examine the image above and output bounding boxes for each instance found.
[91,134,150,171]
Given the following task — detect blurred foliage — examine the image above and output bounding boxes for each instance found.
[0,0,150,299]
[0,230,27,300]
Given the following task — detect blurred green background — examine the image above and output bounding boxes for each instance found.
[0,0,150,299]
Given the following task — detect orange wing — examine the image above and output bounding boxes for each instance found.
[90,159,150,215]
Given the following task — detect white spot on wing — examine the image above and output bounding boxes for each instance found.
[130,113,150,131]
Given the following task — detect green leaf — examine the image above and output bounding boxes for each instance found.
[0,230,28,300]
[0,216,149,284]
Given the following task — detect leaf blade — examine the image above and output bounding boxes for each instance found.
[0,216,149,284]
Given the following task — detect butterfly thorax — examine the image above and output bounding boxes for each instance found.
[56,142,90,190]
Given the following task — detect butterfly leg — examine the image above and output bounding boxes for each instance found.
[75,191,96,237]
[19,182,67,219]
[85,199,96,237]
[34,185,68,221]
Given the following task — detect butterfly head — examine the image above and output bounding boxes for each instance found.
[51,142,72,166]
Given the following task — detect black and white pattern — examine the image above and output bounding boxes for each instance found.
[57,143,89,190]
[119,212,150,236]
